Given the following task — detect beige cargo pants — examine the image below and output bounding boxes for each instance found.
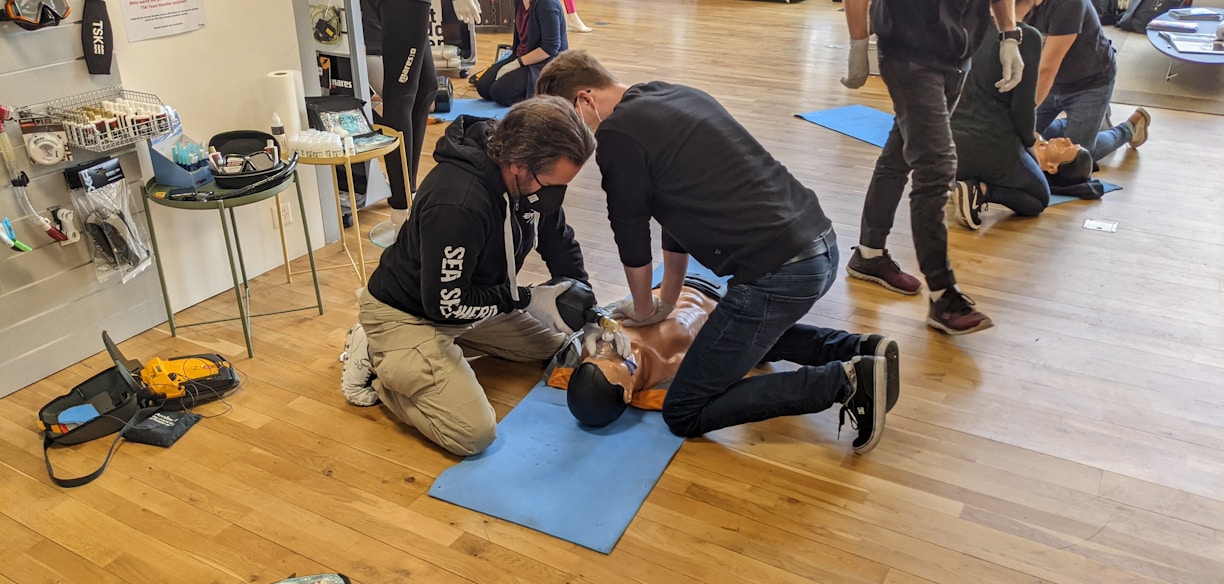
[358,288,565,456]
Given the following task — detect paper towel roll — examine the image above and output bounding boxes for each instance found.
[261,69,308,139]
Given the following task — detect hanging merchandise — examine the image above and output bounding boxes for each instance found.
[0,133,69,242]
[81,0,114,75]
[1,0,71,30]
[1,217,32,252]
[18,113,72,165]
[63,157,153,284]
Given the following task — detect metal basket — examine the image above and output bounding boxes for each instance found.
[45,87,171,152]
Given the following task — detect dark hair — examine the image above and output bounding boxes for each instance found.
[485,95,597,174]
[1045,146,1093,187]
[536,50,619,103]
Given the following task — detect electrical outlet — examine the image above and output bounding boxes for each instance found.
[270,201,293,229]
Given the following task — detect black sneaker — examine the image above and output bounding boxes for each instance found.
[951,181,983,230]
[839,355,893,455]
[857,334,899,412]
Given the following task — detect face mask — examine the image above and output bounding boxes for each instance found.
[516,172,567,214]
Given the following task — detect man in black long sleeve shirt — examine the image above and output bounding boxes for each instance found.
[343,97,603,456]
[537,51,899,454]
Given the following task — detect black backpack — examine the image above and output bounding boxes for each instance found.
[1117,0,1188,32]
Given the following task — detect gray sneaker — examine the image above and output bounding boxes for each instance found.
[340,323,379,406]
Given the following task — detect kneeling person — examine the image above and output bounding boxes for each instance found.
[346,96,599,456]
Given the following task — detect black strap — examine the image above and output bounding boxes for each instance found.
[42,404,160,488]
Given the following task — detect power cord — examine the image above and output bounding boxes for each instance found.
[311,2,343,45]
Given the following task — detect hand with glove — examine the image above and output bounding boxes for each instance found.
[610,295,674,328]
[524,280,575,333]
[582,323,632,361]
[996,37,1024,93]
[495,57,523,81]
[451,0,482,24]
[840,38,870,89]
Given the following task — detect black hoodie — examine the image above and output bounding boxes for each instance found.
[872,0,1000,71]
[366,115,588,324]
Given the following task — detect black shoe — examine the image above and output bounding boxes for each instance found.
[839,356,892,455]
[857,334,899,412]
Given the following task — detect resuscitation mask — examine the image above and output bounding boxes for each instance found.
[517,172,567,214]
[3,0,71,30]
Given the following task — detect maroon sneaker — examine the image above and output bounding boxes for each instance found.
[846,247,922,295]
[928,290,994,335]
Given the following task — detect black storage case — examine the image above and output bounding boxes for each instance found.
[207,130,284,190]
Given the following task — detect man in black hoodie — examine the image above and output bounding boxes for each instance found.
[343,96,604,456]
[841,0,1023,335]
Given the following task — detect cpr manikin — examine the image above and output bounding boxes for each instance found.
[1032,134,1093,186]
[547,277,726,427]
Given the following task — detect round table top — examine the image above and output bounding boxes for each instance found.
[1146,9,1224,65]
[296,124,402,166]
[143,171,297,210]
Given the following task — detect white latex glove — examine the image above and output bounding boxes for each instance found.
[996,38,1024,93]
[524,280,574,333]
[582,323,633,361]
[840,38,870,89]
[610,296,674,328]
[495,57,522,81]
[451,0,482,24]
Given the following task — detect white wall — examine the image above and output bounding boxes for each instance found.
[107,0,326,312]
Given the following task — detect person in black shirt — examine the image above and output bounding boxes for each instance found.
[1019,0,1151,162]
[341,97,620,456]
[537,51,900,455]
[842,0,1024,335]
[949,21,1051,228]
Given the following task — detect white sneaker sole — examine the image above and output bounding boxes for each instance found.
[846,267,923,296]
[952,182,981,230]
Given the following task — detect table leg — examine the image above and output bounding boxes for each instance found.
[1167,59,1178,82]
[399,130,412,209]
[345,158,366,281]
[142,189,178,337]
[275,193,292,283]
[228,206,252,309]
[219,205,254,358]
[293,172,324,315]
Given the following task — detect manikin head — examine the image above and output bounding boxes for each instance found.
[1035,137,1093,187]
[536,50,626,131]
[486,96,596,213]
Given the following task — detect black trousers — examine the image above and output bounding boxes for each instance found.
[475,57,532,107]
[860,54,967,292]
[376,0,436,210]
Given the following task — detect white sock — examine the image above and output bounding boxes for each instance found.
[391,208,409,228]
[858,246,883,259]
[930,287,952,302]
[843,357,859,388]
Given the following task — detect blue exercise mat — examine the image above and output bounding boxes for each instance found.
[1049,181,1121,206]
[430,99,513,122]
[795,104,893,148]
[429,261,729,554]
[428,383,685,553]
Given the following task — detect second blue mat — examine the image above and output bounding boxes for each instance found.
[795,104,893,148]
[431,98,513,122]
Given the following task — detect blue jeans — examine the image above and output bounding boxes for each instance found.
[662,234,861,437]
[983,146,1050,217]
[1036,79,1132,162]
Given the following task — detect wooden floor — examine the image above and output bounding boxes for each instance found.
[5,1,1224,582]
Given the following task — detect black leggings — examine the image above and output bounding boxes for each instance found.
[475,57,532,106]
[376,0,436,210]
